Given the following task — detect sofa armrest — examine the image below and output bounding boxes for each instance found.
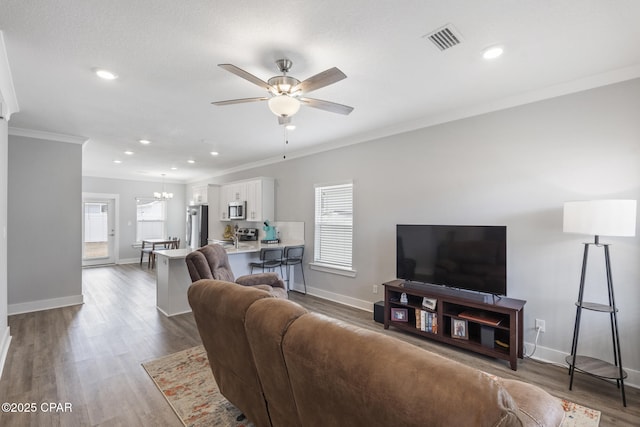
[237,273,286,290]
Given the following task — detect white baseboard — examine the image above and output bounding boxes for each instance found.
[8,294,84,315]
[117,258,140,265]
[0,326,11,379]
[524,341,639,389]
[156,306,192,317]
[305,286,373,312]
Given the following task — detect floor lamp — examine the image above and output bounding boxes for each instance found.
[563,199,637,407]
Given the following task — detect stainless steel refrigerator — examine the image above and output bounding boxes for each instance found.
[186,204,208,249]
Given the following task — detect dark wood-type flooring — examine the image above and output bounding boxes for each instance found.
[0,264,637,426]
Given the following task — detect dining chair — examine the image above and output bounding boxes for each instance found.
[140,243,154,268]
[150,237,179,269]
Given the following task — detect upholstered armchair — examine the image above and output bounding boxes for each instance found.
[185,244,288,299]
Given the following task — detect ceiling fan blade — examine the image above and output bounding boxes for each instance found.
[292,67,346,94]
[218,64,274,91]
[278,116,292,125]
[211,97,268,106]
[300,97,354,115]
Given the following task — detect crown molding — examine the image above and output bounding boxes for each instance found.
[8,127,87,144]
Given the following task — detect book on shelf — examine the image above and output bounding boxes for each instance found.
[432,313,438,334]
[417,311,437,334]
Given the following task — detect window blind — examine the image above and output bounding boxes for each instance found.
[314,183,353,268]
[136,199,167,241]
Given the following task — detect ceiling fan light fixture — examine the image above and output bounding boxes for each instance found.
[268,95,300,117]
[268,75,300,95]
[278,83,291,93]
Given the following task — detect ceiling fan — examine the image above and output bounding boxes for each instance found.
[212,59,354,125]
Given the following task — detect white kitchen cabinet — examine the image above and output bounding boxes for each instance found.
[219,182,247,220]
[191,184,208,204]
[228,182,247,202]
[219,185,232,220]
[219,177,274,223]
[246,178,274,222]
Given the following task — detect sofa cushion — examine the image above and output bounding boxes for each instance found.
[282,312,525,427]
[500,379,565,427]
[187,279,273,427]
[245,298,308,427]
[185,245,236,282]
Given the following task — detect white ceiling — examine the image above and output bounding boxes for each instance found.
[2,1,640,183]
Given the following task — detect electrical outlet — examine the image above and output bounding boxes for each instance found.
[535,319,546,333]
[373,284,379,294]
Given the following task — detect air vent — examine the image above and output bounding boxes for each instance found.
[423,24,462,51]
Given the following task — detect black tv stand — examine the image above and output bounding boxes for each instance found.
[383,279,526,370]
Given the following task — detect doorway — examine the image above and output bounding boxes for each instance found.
[82,193,118,266]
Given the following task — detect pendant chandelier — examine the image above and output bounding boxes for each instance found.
[154,174,174,200]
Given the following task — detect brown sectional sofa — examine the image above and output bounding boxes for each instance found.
[188,279,565,427]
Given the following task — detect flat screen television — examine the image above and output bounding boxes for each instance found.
[397,225,507,296]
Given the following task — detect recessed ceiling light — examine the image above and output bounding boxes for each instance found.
[187,159,195,164]
[482,46,504,60]
[113,160,122,164]
[95,69,118,80]
[171,166,178,170]
[139,139,151,145]
[124,150,134,155]
[210,151,219,156]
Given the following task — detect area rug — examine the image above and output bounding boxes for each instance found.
[142,345,600,427]
[142,346,252,427]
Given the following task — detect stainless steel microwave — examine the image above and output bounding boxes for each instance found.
[228,201,246,220]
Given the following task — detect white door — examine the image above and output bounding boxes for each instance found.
[82,196,117,266]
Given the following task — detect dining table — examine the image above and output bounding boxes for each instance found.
[141,238,179,268]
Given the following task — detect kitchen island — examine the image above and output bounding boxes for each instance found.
[154,241,304,316]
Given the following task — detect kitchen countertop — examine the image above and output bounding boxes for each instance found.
[154,240,305,259]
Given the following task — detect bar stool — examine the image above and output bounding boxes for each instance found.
[281,245,306,294]
[249,248,283,277]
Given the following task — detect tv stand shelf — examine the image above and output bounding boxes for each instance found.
[383,280,526,370]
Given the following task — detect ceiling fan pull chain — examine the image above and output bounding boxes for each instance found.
[283,126,289,159]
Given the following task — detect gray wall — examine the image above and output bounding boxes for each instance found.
[82,176,186,262]
[196,78,640,381]
[8,135,82,311]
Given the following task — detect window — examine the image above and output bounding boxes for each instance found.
[136,198,167,242]
[312,182,355,276]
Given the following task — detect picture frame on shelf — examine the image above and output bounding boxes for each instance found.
[422,297,437,311]
[451,318,468,340]
[391,308,409,322]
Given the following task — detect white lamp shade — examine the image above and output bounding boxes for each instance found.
[268,95,300,117]
[563,199,637,237]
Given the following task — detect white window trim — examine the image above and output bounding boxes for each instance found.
[313,181,355,277]
[309,262,357,277]
[135,197,168,243]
